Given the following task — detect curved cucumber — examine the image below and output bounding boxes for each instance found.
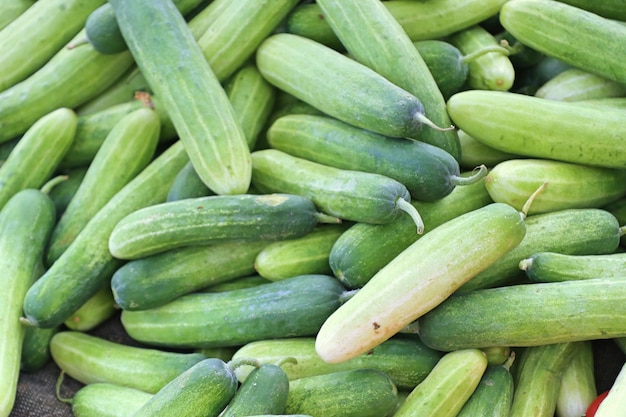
[520,252,626,283]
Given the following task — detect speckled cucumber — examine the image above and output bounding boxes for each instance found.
[520,252,626,282]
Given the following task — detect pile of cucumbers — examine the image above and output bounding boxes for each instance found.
[2,0,626,416]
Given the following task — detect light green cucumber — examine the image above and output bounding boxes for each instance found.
[394,349,488,417]
[556,341,597,417]
[535,68,626,102]
[458,129,519,170]
[315,203,526,363]
[63,285,117,331]
[520,252,626,283]
[457,356,515,417]
[70,383,152,417]
[0,0,35,31]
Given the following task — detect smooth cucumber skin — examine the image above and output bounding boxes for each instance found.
[522,252,626,283]
[315,203,526,364]
[485,159,626,215]
[48,168,87,217]
[458,129,520,170]
[285,369,398,417]
[71,383,152,417]
[456,363,514,417]
[535,68,626,102]
[447,90,626,169]
[459,208,622,292]
[121,274,346,349]
[166,161,213,201]
[20,326,59,373]
[556,0,626,21]
[108,193,320,260]
[418,278,626,351]
[0,0,35,31]
[413,40,468,100]
[63,285,117,331]
[329,175,492,289]
[131,358,238,417]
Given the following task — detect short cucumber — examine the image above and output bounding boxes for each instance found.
[520,252,626,282]
[166,161,213,201]
[315,203,526,363]
[70,383,152,417]
[121,274,347,349]
[50,331,206,394]
[494,30,544,70]
[285,369,398,417]
[418,278,626,351]
[535,68,626,102]
[63,285,117,332]
[394,349,488,417]
[457,357,515,417]
[250,149,424,231]
[108,193,331,260]
[447,90,626,168]
[556,341,597,417]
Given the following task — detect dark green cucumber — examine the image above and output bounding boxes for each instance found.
[512,55,571,95]
[418,278,626,351]
[494,30,544,70]
[457,357,515,417]
[111,240,269,311]
[109,193,331,260]
[63,285,117,331]
[285,369,398,417]
[204,275,272,293]
[20,326,59,373]
[48,168,87,217]
[535,68,626,102]
[166,161,213,201]
[555,0,626,21]
[250,149,424,231]
[120,274,347,349]
[520,252,626,282]
[71,383,152,417]
[413,40,469,100]
[556,341,597,417]
[50,331,206,394]
[458,208,624,292]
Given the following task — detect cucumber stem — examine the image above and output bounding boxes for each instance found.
[461,44,511,64]
[450,164,488,186]
[518,258,533,271]
[40,175,69,195]
[415,112,455,132]
[66,36,89,50]
[18,316,37,327]
[521,181,548,218]
[502,351,516,371]
[619,225,626,237]
[275,356,298,368]
[55,371,73,404]
[227,357,261,372]
[395,197,424,234]
[315,212,342,224]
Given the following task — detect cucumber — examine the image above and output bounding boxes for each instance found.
[0,107,77,211]
[166,161,213,201]
[512,55,571,96]
[458,208,624,292]
[109,193,331,260]
[458,130,520,170]
[595,361,626,417]
[457,357,515,417]
[46,107,160,265]
[22,141,189,329]
[500,0,626,85]
[494,30,544,70]
[556,341,597,417]
[418,278,626,350]
[63,285,117,331]
[520,252,626,282]
[535,68,626,102]
[555,0,626,21]
[20,326,59,373]
[250,149,424,231]
[48,168,87,217]
[447,90,626,168]
[315,203,526,364]
[604,197,626,247]
[0,189,56,417]
[204,275,272,293]
[109,0,251,195]
[0,0,35,31]
[131,358,238,417]
[50,331,206,394]
[284,369,398,417]
[394,349,488,417]
[71,383,152,417]
[329,173,492,289]
[111,240,268,311]
[485,159,626,215]
[266,114,486,202]
[121,274,347,349]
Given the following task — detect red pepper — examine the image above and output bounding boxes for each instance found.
[585,390,610,417]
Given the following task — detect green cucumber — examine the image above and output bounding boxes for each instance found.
[285,369,398,417]
[0,0,105,92]
[63,285,117,331]
[250,149,424,231]
[0,189,56,417]
[22,141,189,329]
[48,168,87,217]
[447,90,626,168]
[520,252,626,282]
[0,0,35,31]
[556,341,597,417]
[46,107,160,265]
[109,0,251,195]
[458,208,624,292]
[120,274,347,349]
[0,107,77,211]
[254,224,347,281]
[535,68,626,102]
[394,349,488,417]
[109,193,332,260]
[315,203,526,363]
[604,197,626,247]
[458,130,520,170]
[418,278,626,350]
[495,30,544,70]
[70,383,152,417]
[50,331,206,394]
[131,358,238,417]
[166,161,213,201]
[484,159,626,215]
[555,0,626,21]
[595,361,626,417]
[20,326,59,373]
[266,114,486,202]
[329,173,492,289]
[512,55,571,95]
[316,0,459,159]
[500,0,626,85]
[203,275,272,293]
[111,240,268,311]
[457,356,515,417]
[231,335,442,391]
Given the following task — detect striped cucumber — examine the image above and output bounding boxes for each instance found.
[70,383,152,417]
[535,68,626,102]
[315,203,526,363]
[520,252,626,282]
[556,341,597,417]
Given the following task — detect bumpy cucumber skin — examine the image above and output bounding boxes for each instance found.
[456,363,514,417]
[522,252,626,283]
[121,274,346,349]
[71,383,152,417]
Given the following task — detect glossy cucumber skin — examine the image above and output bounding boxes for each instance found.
[71,383,152,417]
[0,189,56,417]
[459,208,622,292]
[267,114,462,202]
[521,252,626,282]
[485,159,626,215]
[413,40,468,100]
[418,278,626,351]
[500,0,626,85]
[108,193,321,260]
[251,149,412,225]
[111,240,269,311]
[447,90,626,168]
[50,331,206,394]
[109,0,251,195]
[256,33,427,139]
[121,274,346,349]
[22,141,189,329]
[535,68,626,102]
[285,369,398,417]
[329,175,492,289]
[456,363,514,417]
[315,203,526,364]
